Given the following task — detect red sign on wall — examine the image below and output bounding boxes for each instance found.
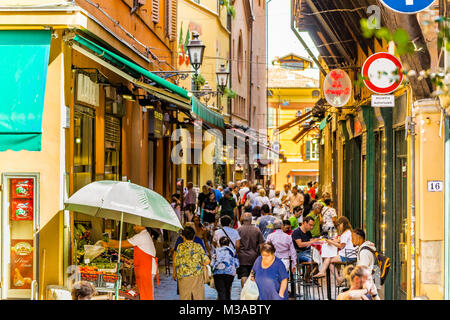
[10,179,34,221]
[11,179,34,198]
[11,199,33,221]
[10,240,34,289]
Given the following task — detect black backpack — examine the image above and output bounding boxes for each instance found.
[359,246,391,286]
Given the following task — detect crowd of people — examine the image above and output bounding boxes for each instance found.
[165,179,383,301]
[70,179,382,301]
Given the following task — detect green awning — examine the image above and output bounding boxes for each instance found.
[0,30,51,151]
[72,35,190,101]
[191,97,225,129]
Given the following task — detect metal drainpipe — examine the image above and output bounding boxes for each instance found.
[409,96,416,300]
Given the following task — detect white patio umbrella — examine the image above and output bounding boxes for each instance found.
[64,180,183,299]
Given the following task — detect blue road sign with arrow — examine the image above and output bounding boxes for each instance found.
[380,0,435,14]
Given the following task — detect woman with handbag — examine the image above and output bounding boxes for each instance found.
[211,236,239,300]
[173,227,210,300]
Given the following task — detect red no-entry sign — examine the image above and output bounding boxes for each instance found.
[362,52,403,94]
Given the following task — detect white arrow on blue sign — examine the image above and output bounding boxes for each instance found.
[380,0,435,14]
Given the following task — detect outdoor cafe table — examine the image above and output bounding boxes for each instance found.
[311,240,338,300]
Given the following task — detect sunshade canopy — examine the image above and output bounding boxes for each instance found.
[65,180,183,232]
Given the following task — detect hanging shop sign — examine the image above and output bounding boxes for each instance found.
[380,0,435,14]
[323,69,352,107]
[148,108,164,139]
[371,95,395,107]
[76,73,100,107]
[362,52,403,94]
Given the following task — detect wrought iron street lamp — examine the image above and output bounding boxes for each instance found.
[186,31,206,77]
[202,81,213,104]
[216,64,229,93]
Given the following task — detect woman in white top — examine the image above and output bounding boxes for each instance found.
[101,225,157,299]
[270,191,282,218]
[254,189,272,210]
[313,216,357,283]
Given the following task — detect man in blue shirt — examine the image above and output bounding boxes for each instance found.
[206,180,223,202]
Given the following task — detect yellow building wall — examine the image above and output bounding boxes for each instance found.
[268,87,319,191]
[0,36,64,299]
[414,100,445,299]
[177,0,230,188]
[178,0,230,103]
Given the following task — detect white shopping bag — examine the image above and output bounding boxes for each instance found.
[84,240,105,262]
[240,278,259,300]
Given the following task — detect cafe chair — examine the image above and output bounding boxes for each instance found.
[298,261,324,300]
[332,249,358,298]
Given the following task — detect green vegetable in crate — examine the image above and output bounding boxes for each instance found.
[77,224,87,233]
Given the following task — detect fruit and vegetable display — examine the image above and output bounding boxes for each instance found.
[73,222,138,297]
[75,223,135,271]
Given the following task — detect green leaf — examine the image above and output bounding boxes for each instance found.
[227,5,236,19]
[446,41,450,52]
[375,27,392,42]
[224,87,237,99]
[393,29,410,46]
[360,19,374,39]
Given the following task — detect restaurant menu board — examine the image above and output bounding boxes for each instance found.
[10,240,34,289]
[11,179,34,221]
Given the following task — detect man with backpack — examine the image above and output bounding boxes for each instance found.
[352,228,390,299]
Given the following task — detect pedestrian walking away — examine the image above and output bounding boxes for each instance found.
[211,237,240,300]
[256,204,276,240]
[237,212,264,287]
[213,215,241,251]
[173,227,210,300]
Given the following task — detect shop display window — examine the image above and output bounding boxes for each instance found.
[74,105,95,192]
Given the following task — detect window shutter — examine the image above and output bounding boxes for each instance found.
[306,141,311,160]
[166,0,177,41]
[152,0,159,23]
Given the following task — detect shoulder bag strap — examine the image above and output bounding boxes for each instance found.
[220,227,236,249]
